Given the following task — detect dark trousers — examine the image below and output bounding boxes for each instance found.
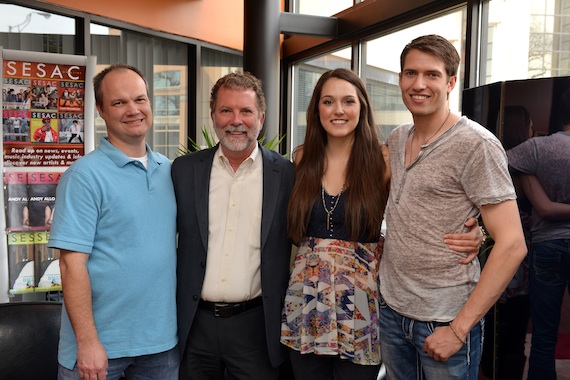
[528,239,570,380]
[480,294,530,380]
[288,347,380,380]
[180,304,279,380]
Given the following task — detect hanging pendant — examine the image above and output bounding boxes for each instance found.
[321,184,344,232]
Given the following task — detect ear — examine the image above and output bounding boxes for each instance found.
[259,112,266,127]
[96,104,104,119]
[447,75,457,94]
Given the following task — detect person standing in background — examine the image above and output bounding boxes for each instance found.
[480,105,534,380]
[507,89,570,380]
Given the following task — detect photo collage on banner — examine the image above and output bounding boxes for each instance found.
[4,171,62,294]
[1,52,94,296]
[2,61,86,166]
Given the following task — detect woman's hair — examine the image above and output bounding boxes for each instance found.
[287,68,389,243]
[503,105,531,150]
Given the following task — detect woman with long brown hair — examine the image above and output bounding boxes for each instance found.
[281,68,389,379]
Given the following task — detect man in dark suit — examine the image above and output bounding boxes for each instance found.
[172,71,295,379]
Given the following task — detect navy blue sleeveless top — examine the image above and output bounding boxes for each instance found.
[305,188,379,243]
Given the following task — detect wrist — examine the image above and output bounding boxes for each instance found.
[479,226,488,245]
[449,322,467,345]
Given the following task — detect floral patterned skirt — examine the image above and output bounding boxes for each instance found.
[280,236,382,365]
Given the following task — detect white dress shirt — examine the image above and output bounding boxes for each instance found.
[201,145,264,302]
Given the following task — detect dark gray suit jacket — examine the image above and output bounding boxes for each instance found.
[171,144,294,368]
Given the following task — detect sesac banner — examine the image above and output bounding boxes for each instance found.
[0,48,96,298]
[2,60,88,166]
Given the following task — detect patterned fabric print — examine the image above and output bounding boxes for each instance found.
[281,236,381,365]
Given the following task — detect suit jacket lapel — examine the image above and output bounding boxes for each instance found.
[261,146,282,250]
[195,146,217,252]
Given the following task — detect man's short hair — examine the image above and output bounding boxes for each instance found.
[400,34,460,79]
[93,63,149,108]
[209,71,266,114]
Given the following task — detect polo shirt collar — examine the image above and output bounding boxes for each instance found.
[98,137,164,168]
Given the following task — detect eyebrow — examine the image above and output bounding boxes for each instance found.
[320,94,357,99]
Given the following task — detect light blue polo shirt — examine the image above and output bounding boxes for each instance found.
[48,137,177,370]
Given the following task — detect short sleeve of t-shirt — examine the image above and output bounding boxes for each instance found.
[461,133,515,208]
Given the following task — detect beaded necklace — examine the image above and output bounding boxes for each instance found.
[321,184,345,230]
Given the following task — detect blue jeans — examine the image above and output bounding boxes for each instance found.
[58,346,179,380]
[379,296,483,380]
[528,239,570,380]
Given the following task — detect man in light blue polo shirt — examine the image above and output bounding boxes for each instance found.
[48,63,178,380]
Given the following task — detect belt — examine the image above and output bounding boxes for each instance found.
[199,297,263,318]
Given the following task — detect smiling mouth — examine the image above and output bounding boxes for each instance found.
[411,94,429,100]
[331,120,347,125]
[225,127,247,136]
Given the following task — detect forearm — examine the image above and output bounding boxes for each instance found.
[60,250,109,377]
[522,175,570,220]
[534,201,570,220]
[451,200,527,339]
[60,251,99,346]
[452,237,526,337]
[533,196,570,220]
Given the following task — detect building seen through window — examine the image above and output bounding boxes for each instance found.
[289,0,570,154]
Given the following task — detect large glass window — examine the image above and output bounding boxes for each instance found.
[0,4,75,54]
[289,8,467,151]
[196,47,242,149]
[483,0,570,83]
[292,0,356,16]
[288,0,570,147]
[364,9,466,139]
[90,24,188,159]
[291,47,351,151]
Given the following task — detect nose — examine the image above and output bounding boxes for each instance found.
[126,101,141,115]
[230,111,242,126]
[412,74,427,90]
[333,101,344,115]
